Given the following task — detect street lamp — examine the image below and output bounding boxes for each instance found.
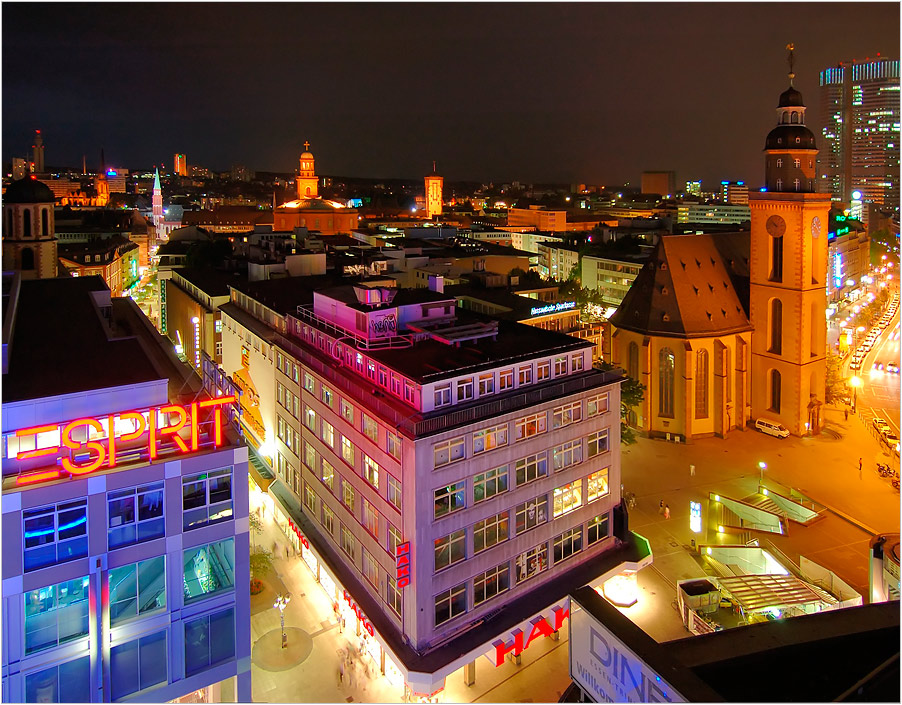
[849,376,862,413]
[758,461,767,485]
[274,592,291,648]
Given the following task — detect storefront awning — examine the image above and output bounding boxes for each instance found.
[718,574,829,613]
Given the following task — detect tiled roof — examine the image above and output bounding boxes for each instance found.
[610,233,751,338]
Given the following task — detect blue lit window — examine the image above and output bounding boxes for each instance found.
[109,556,166,625]
[182,467,233,531]
[24,577,90,654]
[23,500,88,572]
[183,539,235,604]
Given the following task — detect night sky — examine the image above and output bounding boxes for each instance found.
[3,3,898,187]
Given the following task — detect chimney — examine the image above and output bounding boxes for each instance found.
[428,274,444,293]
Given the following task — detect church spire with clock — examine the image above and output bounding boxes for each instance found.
[748,44,832,437]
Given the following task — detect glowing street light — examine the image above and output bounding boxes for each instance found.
[758,461,767,484]
[849,375,862,412]
[274,592,291,648]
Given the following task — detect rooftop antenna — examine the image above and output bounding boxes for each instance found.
[787,42,795,86]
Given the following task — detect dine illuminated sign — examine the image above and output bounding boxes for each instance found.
[12,397,235,485]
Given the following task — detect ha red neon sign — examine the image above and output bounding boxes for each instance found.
[13,396,236,485]
[491,604,569,667]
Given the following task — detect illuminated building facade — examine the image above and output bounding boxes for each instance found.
[676,203,751,225]
[1,274,251,703]
[273,145,358,235]
[425,165,443,219]
[58,237,139,297]
[217,275,649,697]
[749,60,831,436]
[641,171,676,198]
[580,255,644,308]
[1,177,59,280]
[721,181,749,205]
[152,169,163,229]
[174,153,188,177]
[31,130,44,174]
[819,58,900,215]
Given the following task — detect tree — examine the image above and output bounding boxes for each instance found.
[249,546,274,581]
[597,361,646,445]
[248,512,263,548]
[824,349,845,405]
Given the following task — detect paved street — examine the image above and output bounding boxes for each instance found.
[248,400,899,703]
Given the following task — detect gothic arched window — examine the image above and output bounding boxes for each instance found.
[769,299,783,354]
[776,158,783,168]
[21,247,35,270]
[41,209,49,237]
[769,369,782,413]
[23,209,31,238]
[695,349,709,419]
[659,348,675,418]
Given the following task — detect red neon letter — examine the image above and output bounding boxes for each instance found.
[148,408,159,460]
[199,396,235,446]
[61,418,106,475]
[524,616,554,650]
[14,424,60,461]
[118,411,147,442]
[493,630,524,667]
[552,605,569,631]
[158,405,190,453]
[190,402,199,451]
[107,415,117,467]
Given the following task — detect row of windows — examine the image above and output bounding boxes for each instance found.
[434,440,610,520]
[433,354,587,409]
[23,471,233,573]
[433,394,610,469]
[434,515,609,627]
[21,606,236,703]
[433,468,609,572]
[24,540,234,658]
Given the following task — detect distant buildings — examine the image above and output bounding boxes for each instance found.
[174,153,187,176]
[721,180,749,205]
[31,130,44,174]
[676,203,751,225]
[641,171,676,198]
[818,57,900,216]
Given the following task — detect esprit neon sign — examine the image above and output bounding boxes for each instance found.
[13,397,235,485]
[492,605,568,667]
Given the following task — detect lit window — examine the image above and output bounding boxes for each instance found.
[587,467,610,501]
[457,378,474,401]
[342,482,356,514]
[321,420,334,448]
[341,436,355,466]
[387,523,402,558]
[322,386,334,408]
[473,424,508,454]
[362,414,378,443]
[23,500,88,572]
[518,365,533,385]
[363,455,380,489]
[536,361,550,381]
[571,354,584,372]
[24,576,90,654]
[553,482,583,518]
[515,412,547,440]
[386,576,402,616]
[304,405,317,432]
[304,373,315,393]
[304,484,317,513]
[109,556,166,625]
[340,524,356,560]
[552,439,583,471]
[387,474,402,510]
[363,499,380,538]
[387,431,401,460]
[182,468,233,531]
[434,384,451,407]
[499,369,514,390]
[362,547,379,587]
[478,373,494,396]
[554,356,568,376]
[183,539,235,603]
[320,504,335,535]
[340,399,355,424]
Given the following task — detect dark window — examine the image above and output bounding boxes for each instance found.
[110,630,168,700]
[659,348,675,418]
[24,656,91,703]
[184,608,235,676]
[695,349,709,418]
[770,236,783,281]
[41,209,49,236]
[21,247,35,270]
[769,299,783,355]
[770,370,782,413]
[23,209,31,238]
[108,482,164,549]
[628,342,639,380]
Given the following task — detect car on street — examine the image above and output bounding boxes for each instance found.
[874,361,885,371]
[872,417,891,433]
[887,362,900,373]
[850,359,862,370]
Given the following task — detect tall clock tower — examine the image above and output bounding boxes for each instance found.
[425,162,443,219]
[749,46,832,436]
[296,141,319,199]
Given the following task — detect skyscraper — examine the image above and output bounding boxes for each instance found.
[425,163,443,219]
[31,130,44,174]
[818,57,900,216]
[174,153,187,176]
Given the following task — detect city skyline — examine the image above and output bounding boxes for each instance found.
[2,3,898,186]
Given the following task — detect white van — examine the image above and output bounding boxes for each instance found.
[755,417,790,438]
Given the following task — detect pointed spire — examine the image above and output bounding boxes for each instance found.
[786,42,795,86]
[100,147,106,174]
[153,168,161,191]
[433,160,437,174]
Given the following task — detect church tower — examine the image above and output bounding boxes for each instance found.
[749,45,831,436]
[152,168,163,227]
[94,148,110,207]
[425,162,443,219]
[31,130,44,174]
[2,176,58,279]
[296,141,319,199]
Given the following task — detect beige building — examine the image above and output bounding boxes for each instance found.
[1,178,58,279]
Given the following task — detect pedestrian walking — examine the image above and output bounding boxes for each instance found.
[664,504,671,520]
[659,499,664,515]
[859,458,863,477]
[271,540,277,555]
[844,408,849,421]
[286,545,290,560]
[338,659,345,685]
[690,464,696,477]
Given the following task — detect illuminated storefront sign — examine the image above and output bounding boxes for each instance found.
[530,301,577,317]
[689,501,702,533]
[287,519,310,550]
[396,541,411,588]
[491,604,569,666]
[11,397,235,485]
[343,589,375,636]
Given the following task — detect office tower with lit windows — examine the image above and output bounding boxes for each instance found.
[216,275,650,698]
[1,274,251,703]
[174,153,187,177]
[818,57,900,216]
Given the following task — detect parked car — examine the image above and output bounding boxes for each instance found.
[873,417,891,433]
[887,362,899,374]
[755,417,790,438]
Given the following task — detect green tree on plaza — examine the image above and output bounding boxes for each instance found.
[597,361,646,445]
[824,350,845,405]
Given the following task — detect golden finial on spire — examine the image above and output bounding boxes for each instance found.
[786,43,795,85]
[303,140,310,151]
